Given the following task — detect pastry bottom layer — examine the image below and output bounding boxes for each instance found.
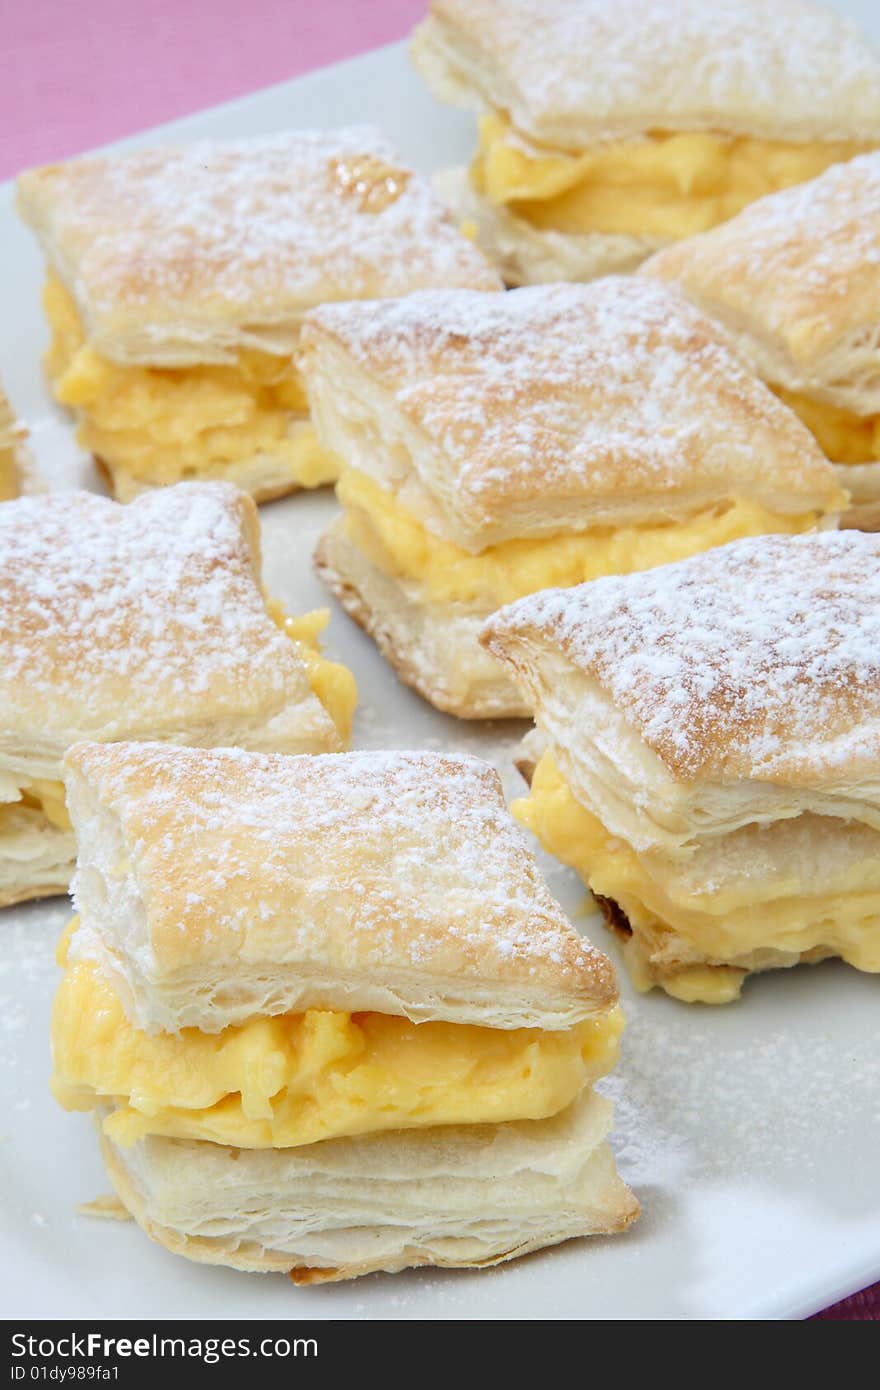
[98,1089,638,1281]
[514,752,880,1004]
[314,519,530,718]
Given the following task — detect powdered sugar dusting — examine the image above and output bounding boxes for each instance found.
[0,484,308,754]
[488,530,880,784]
[426,0,880,142]
[306,277,835,525]
[18,129,500,346]
[71,742,613,1000]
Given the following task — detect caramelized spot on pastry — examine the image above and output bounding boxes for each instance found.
[328,156,412,213]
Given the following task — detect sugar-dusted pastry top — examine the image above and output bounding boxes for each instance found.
[302,277,845,547]
[65,742,616,1014]
[0,484,320,753]
[483,531,880,788]
[412,0,880,145]
[16,128,502,366]
[643,152,880,386]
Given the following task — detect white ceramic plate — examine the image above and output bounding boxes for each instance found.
[2,8,879,1321]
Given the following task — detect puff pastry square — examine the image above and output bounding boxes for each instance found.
[52,742,637,1280]
[643,152,880,529]
[301,277,845,718]
[16,129,501,503]
[482,530,880,1002]
[412,0,880,284]
[0,482,354,907]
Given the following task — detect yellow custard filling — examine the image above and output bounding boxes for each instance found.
[474,112,870,240]
[338,468,822,608]
[774,387,880,466]
[51,948,622,1149]
[514,752,880,1003]
[267,603,357,744]
[43,276,339,492]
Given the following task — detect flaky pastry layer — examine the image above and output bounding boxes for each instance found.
[64,742,617,1034]
[481,532,880,811]
[99,1091,638,1280]
[412,1,880,147]
[17,128,501,365]
[0,485,346,769]
[301,278,845,554]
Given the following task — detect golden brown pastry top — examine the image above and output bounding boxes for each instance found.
[412,0,880,146]
[64,742,618,1024]
[301,277,846,550]
[0,483,336,763]
[16,128,502,367]
[482,530,880,790]
[642,152,880,407]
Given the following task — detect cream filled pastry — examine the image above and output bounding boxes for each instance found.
[52,742,637,1281]
[0,483,355,908]
[642,152,880,530]
[16,129,501,502]
[482,531,880,1003]
[300,277,845,718]
[411,0,880,285]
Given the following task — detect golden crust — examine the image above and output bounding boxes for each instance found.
[0,483,340,766]
[482,530,880,790]
[16,129,502,367]
[642,153,880,408]
[301,278,846,550]
[64,741,618,1030]
[413,0,880,146]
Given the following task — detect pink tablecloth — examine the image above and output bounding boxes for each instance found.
[1,0,425,180]
[3,0,877,1321]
